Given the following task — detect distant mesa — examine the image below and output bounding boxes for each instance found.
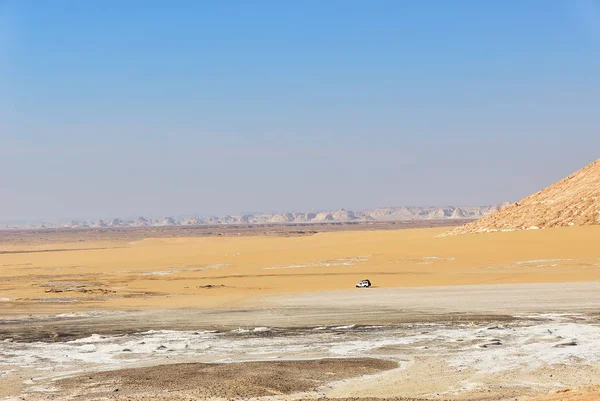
[90,219,107,228]
[290,213,313,223]
[447,158,600,235]
[10,205,501,231]
[108,218,125,227]
[449,207,467,219]
[156,217,177,226]
[130,217,149,227]
[369,207,414,221]
[312,212,333,222]
[304,212,318,221]
[204,216,220,224]
[180,217,202,226]
[220,215,235,224]
[488,201,511,213]
[237,214,256,224]
[63,220,88,229]
[360,213,376,221]
[332,209,357,221]
[270,213,295,223]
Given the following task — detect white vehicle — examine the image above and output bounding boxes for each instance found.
[355,279,371,288]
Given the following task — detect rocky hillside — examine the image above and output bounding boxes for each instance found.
[7,206,499,230]
[447,158,600,235]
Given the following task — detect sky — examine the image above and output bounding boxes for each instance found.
[1,0,600,222]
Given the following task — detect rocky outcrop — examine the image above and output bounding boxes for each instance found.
[270,213,295,223]
[130,217,149,227]
[447,158,600,235]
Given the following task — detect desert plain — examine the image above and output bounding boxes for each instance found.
[2,222,600,400]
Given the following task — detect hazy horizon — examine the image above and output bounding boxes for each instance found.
[0,204,503,225]
[2,1,600,221]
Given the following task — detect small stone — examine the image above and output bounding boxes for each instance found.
[554,340,577,348]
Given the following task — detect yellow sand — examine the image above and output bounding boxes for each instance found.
[1,226,600,315]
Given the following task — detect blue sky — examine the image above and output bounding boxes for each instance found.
[1,0,599,221]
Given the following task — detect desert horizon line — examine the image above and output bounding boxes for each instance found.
[1,203,511,229]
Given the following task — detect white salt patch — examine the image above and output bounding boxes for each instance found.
[264,265,308,270]
[140,270,178,276]
[515,313,587,321]
[194,264,230,271]
[38,299,78,303]
[396,256,455,265]
[138,264,230,275]
[54,311,127,319]
[488,259,576,269]
[448,321,600,374]
[328,335,421,357]
[3,314,600,386]
[264,256,371,270]
[253,327,271,332]
[332,325,356,330]
[0,369,15,377]
[430,380,485,397]
[515,259,574,265]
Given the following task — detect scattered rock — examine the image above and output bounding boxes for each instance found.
[480,339,503,348]
[198,284,225,289]
[554,340,578,348]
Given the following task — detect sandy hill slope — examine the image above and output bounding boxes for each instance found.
[447,158,600,235]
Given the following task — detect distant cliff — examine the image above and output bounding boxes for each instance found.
[8,205,504,230]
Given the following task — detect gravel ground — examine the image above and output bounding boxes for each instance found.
[55,358,398,400]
